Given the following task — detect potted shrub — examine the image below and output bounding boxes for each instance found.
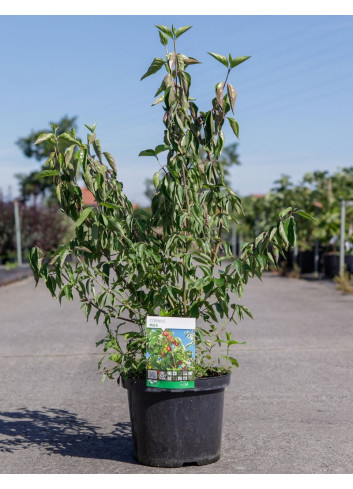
[29,24,313,467]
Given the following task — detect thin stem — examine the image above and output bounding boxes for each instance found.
[182,261,188,316]
[223,68,231,91]
[181,161,190,214]
[212,220,223,263]
[155,155,168,174]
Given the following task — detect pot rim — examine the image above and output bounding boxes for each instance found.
[121,372,231,393]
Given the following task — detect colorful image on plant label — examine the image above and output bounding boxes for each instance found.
[146,316,196,389]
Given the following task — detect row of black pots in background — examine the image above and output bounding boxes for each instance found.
[278,249,353,278]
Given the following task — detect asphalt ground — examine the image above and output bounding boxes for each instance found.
[0,265,32,287]
[0,272,352,474]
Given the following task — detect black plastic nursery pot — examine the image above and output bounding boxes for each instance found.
[345,255,353,275]
[323,253,339,278]
[297,250,315,274]
[122,373,231,468]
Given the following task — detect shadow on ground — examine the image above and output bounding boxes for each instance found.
[0,407,136,464]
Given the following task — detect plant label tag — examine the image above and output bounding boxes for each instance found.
[146,316,196,389]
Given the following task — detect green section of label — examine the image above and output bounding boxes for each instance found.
[146,380,195,389]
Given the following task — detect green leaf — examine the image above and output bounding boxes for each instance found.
[139,149,155,157]
[103,152,117,174]
[154,144,170,155]
[61,284,73,301]
[278,220,289,246]
[106,216,124,234]
[152,94,165,106]
[287,216,296,247]
[141,58,166,81]
[228,356,239,367]
[158,30,168,46]
[29,247,39,272]
[34,133,54,145]
[55,183,62,203]
[49,254,59,266]
[99,202,120,209]
[204,302,217,321]
[214,278,224,287]
[37,170,59,178]
[59,247,70,266]
[256,254,267,269]
[154,79,166,97]
[227,117,239,138]
[215,130,225,158]
[75,207,93,227]
[279,206,293,218]
[155,25,173,39]
[152,170,160,189]
[233,260,242,275]
[65,144,76,165]
[77,148,87,169]
[208,52,229,68]
[229,55,251,69]
[46,276,56,297]
[241,306,253,319]
[296,210,317,223]
[58,133,80,145]
[84,123,97,133]
[93,138,103,162]
[175,25,192,38]
[176,185,184,205]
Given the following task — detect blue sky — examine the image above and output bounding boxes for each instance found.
[1,14,353,205]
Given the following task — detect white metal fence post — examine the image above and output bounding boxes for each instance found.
[340,200,353,277]
[339,199,346,277]
[14,199,23,267]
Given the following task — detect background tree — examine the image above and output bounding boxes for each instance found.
[301,168,353,250]
[218,142,241,187]
[15,115,77,203]
[15,170,55,205]
[237,167,353,275]
[144,177,156,202]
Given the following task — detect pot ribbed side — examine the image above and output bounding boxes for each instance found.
[122,373,231,467]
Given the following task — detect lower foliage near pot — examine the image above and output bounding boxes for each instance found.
[122,373,231,468]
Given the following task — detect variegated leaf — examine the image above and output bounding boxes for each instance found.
[227,83,237,113]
